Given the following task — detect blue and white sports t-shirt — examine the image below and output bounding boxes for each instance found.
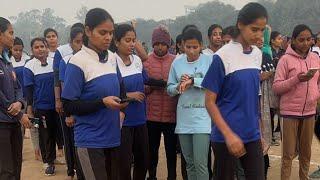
[48,51,55,62]
[53,44,73,71]
[59,53,73,82]
[202,41,262,143]
[11,53,30,93]
[23,57,55,110]
[115,53,147,127]
[62,46,121,148]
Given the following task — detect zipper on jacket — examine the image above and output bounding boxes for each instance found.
[302,61,309,116]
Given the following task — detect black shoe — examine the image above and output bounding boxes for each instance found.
[45,165,55,176]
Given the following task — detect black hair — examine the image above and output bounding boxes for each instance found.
[44,28,58,38]
[13,37,24,47]
[175,34,183,53]
[182,24,198,35]
[271,31,281,41]
[208,24,222,37]
[234,3,268,38]
[0,17,10,33]
[108,24,118,53]
[84,8,114,46]
[85,8,114,30]
[31,37,47,48]
[237,3,268,26]
[182,28,203,44]
[70,27,84,42]
[176,34,183,45]
[71,23,85,30]
[109,39,117,53]
[292,24,312,39]
[270,31,281,45]
[114,24,135,42]
[222,26,236,36]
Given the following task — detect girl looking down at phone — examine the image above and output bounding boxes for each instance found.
[273,24,320,180]
[61,8,128,179]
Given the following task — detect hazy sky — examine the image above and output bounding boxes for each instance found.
[2,0,253,24]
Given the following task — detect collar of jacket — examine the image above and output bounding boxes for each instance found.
[151,51,171,60]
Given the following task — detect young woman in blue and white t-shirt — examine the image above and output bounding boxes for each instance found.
[61,8,127,180]
[24,38,58,176]
[114,23,149,180]
[202,2,268,180]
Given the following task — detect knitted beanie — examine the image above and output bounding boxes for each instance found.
[152,25,171,47]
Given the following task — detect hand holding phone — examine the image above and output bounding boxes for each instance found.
[298,68,319,82]
[306,68,319,77]
[120,97,136,104]
[103,96,128,109]
[126,92,145,103]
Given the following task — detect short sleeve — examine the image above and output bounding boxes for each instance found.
[59,59,67,82]
[61,63,85,100]
[53,50,62,71]
[201,55,226,95]
[23,67,34,87]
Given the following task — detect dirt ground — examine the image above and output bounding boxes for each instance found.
[21,130,320,180]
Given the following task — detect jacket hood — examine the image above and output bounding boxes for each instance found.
[285,45,313,59]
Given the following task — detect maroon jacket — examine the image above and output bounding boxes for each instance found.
[143,52,178,123]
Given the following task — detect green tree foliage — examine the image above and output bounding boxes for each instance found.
[268,0,320,35]
[9,8,67,52]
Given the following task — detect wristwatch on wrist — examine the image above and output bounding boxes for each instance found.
[190,77,194,84]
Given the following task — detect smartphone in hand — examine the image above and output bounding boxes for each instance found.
[120,98,136,104]
[306,68,319,77]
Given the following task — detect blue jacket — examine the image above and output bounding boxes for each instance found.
[0,55,24,123]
